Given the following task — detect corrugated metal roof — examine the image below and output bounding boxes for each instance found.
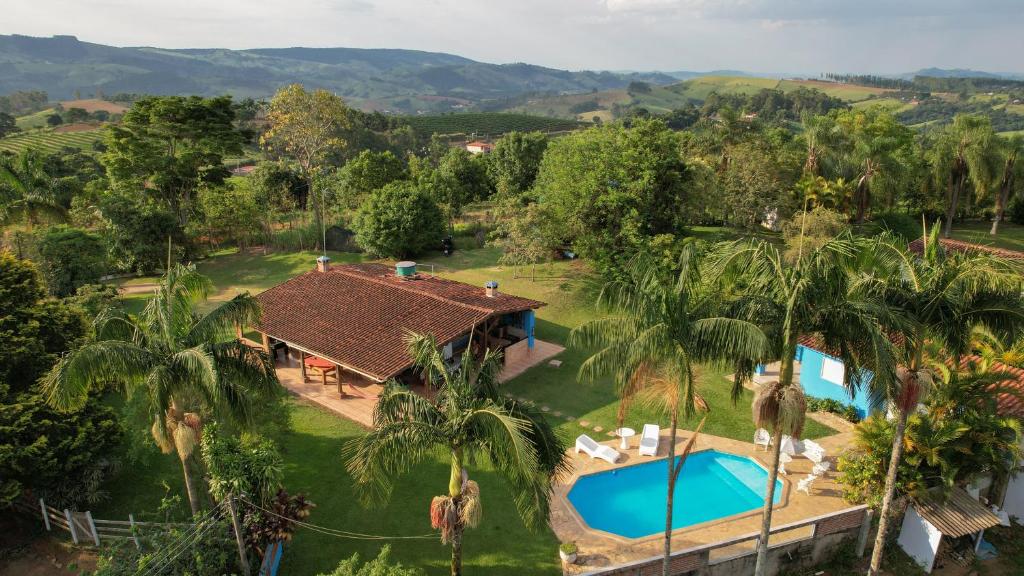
[913,488,1000,538]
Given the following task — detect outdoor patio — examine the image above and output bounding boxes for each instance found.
[552,428,857,574]
[271,338,564,427]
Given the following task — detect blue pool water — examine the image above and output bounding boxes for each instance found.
[567,450,782,538]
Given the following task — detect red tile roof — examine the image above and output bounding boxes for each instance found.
[254,263,544,381]
[908,237,1024,260]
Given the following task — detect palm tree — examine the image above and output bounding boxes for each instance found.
[800,113,843,177]
[717,234,900,576]
[930,115,996,238]
[990,134,1024,235]
[42,263,280,514]
[345,333,568,576]
[0,147,67,231]
[570,245,768,576]
[849,126,905,224]
[859,224,1024,575]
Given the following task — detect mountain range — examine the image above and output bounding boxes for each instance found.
[0,34,676,113]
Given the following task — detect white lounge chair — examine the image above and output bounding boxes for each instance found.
[797,474,819,495]
[802,440,827,464]
[753,428,771,451]
[575,434,621,464]
[812,460,831,476]
[778,452,792,475]
[639,424,660,456]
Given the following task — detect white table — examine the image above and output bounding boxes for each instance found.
[614,427,636,450]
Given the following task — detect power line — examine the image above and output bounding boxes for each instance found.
[236,496,437,541]
[141,501,228,576]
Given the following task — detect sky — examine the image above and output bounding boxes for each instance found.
[3,0,1023,74]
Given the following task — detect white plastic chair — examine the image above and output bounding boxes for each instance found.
[753,428,771,451]
[639,424,660,456]
[778,452,792,476]
[575,434,621,464]
[797,474,819,495]
[812,460,832,476]
[802,439,827,464]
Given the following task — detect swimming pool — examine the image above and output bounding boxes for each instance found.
[567,450,782,538]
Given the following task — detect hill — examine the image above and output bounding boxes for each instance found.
[0,34,675,114]
[403,113,580,137]
[0,125,103,155]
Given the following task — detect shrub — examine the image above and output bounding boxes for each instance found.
[100,192,186,273]
[92,517,239,576]
[33,225,108,297]
[352,181,445,258]
[781,207,849,262]
[1009,195,1024,225]
[318,545,422,576]
[864,211,922,242]
[559,541,578,555]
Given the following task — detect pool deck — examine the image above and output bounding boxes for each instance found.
[552,427,855,574]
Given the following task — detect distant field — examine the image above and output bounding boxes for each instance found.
[59,98,127,114]
[403,112,582,136]
[0,127,104,154]
[779,79,890,102]
[15,108,56,129]
[853,97,915,113]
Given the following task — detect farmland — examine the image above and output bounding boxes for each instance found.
[403,112,582,136]
[0,126,103,154]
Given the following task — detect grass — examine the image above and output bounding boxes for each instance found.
[402,113,581,137]
[96,241,836,575]
[949,220,1024,253]
[15,108,57,129]
[0,127,103,154]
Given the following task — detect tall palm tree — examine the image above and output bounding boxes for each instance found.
[990,134,1024,235]
[930,115,996,238]
[859,224,1024,575]
[42,263,280,514]
[345,333,568,576]
[800,113,844,177]
[0,147,67,231]
[570,245,768,576]
[717,234,900,576]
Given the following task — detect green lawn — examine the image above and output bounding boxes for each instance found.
[950,220,1024,253]
[96,243,834,575]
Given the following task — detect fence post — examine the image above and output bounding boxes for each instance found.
[227,494,252,576]
[64,509,79,544]
[85,511,101,546]
[856,509,874,558]
[39,498,51,531]
[129,513,140,549]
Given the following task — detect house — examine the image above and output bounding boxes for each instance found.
[897,487,1002,573]
[464,140,494,154]
[248,258,562,424]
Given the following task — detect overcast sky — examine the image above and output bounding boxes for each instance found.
[4,0,1023,74]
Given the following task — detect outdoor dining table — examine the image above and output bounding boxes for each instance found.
[304,356,340,393]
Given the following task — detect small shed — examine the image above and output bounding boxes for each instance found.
[897,488,1001,573]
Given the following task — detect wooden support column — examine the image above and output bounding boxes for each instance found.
[335,364,344,396]
[260,332,270,354]
[300,350,308,382]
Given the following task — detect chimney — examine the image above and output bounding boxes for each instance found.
[316,255,331,273]
[485,281,498,298]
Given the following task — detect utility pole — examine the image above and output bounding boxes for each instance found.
[227,494,251,576]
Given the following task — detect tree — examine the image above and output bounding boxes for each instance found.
[929,115,996,238]
[332,149,407,209]
[0,112,18,138]
[835,110,914,223]
[46,113,63,127]
[346,334,567,576]
[64,107,90,124]
[990,134,1024,235]
[99,191,185,273]
[718,236,900,576]
[425,148,491,233]
[351,181,445,259]
[33,225,107,297]
[262,84,352,219]
[570,246,768,576]
[532,119,690,274]
[192,182,263,249]
[486,131,548,196]
[780,207,849,263]
[42,263,281,514]
[860,226,1024,575]
[799,113,843,177]
[102,95,243,227]
[0,253,119,508]
[0,148,68,231]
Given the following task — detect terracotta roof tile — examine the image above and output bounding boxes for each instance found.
[908,237,1024,260]
[254,263,544,381]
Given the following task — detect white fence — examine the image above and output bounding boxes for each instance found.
[10,496,193,548]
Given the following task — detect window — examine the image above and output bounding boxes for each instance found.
[820,357,845,385]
